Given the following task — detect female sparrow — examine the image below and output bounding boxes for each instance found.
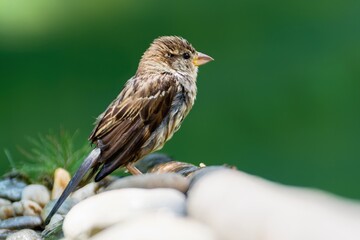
[45,36,213,224]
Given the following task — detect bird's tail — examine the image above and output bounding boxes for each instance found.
[44,148,101,225]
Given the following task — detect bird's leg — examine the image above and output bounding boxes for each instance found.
[126,162,143,175]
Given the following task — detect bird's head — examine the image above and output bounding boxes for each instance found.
[138,36,213,77]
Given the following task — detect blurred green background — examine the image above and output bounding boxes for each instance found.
[0,0,359,199]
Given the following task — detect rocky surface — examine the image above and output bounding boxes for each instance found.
[1,154,360,240]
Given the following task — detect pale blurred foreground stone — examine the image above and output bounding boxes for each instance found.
[89,213,218,240]
[63,188,186,240]
[6,229,41,240]
[21,184,50,208]
[51,168,71,200]
[187,168,360,240]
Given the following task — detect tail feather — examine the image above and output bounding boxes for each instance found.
[44,148,101,225]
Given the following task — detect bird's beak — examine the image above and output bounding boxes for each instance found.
[193,52,214,66]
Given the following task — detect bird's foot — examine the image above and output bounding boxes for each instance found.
[126,163,143,175]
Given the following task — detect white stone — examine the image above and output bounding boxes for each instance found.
[52,168,71,200]
[89,213,218,240]
[21,200,42,216]
[187,169,360,240]
[71,182,98,202]
[63,188,186,239]
[21,184,50,207]
[0,198,11,207]
[0,204,15,219]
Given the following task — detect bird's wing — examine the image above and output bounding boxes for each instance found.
[89,74,179,179]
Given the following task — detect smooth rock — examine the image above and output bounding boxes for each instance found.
[11,202,23,216]
[10,200,42,217]
[1,200,42,219]
[21,200,42,216]
[187,168,360,240]
[0,205,16,219]
[105,173,190,193]
[0,178,27,201]
[63,188,186,239]
[71,182,98,202]
[134,154,174,173]
[0,229,14,239]
[0,216,42,230]
[22,184,50,208]
[51,168,71,200]
[89,213,218,240]
[0,198,11,207]
[41,198,78,221]
[6,229,41,240]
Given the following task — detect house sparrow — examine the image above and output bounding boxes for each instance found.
[44,36,213,224]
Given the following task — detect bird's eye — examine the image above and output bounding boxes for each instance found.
[167,53,175,58]
[183,52,191,59]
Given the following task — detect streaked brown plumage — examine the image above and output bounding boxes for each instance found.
[44,36,213,224]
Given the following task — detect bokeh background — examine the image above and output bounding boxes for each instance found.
[1,0,359,199]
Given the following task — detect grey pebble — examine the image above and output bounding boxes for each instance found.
[0,229,14,239]
[0,216,42,230]
[0,179,27,201]
[6,229,41,240]
[105,173,190,193]
[41,198,78,221]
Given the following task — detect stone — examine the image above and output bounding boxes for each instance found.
[51,168,71,200]
[71,182,98,202]
[135,154,199,176]
[0,229,14,239]
[105,173,190,193]
[1,200,44,219]
[0,204,16,219]
[0,216,42,230]
[89,213,217,240]
[6,229,41,240]
[0,178,27,201]
[22,184,50,208]
[0,198,11,207]
[41,198,78,221]
[21,200,42,216]
[12,202,23,216]
[187,168,360,240]
[63,188,186,239]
